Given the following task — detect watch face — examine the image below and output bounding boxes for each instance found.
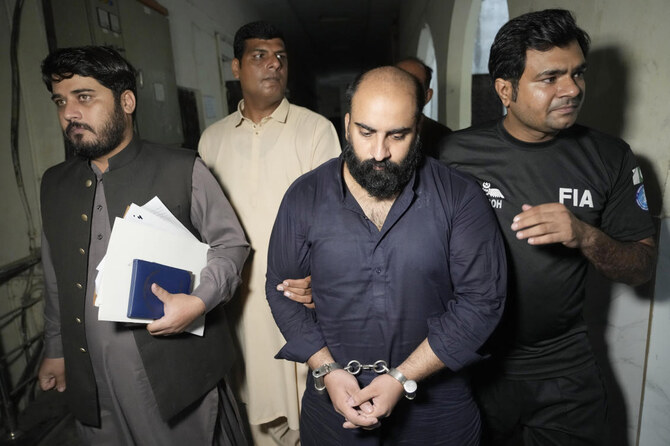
[404,379,418,394]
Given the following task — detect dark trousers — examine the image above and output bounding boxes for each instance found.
[475,363,608,446]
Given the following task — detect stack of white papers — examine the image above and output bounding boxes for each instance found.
[95,197,209,336]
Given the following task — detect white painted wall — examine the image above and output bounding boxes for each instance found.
[398,0,458,128]
[159,0,259,128]
[640,217,670,446]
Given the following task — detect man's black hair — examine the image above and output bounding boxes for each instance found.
[41,46,137,99]
[345,66,425,126]
[397,56,433,91]
[489,9,590,98]
[233,21,285,61]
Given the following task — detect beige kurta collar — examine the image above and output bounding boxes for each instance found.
[235,97,289,127]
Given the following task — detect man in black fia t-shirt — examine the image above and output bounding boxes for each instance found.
[440,9,656,446]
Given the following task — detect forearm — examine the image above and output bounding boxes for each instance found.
[44,327,63,358]
[430,184,506,371]
[395,339,445,382]
[579,224,655,285]
[191,158,250,310]
[266,274,326,362]
[266,195,327,362]
[41,233,63,357]
[307,346,335,370]
[512,202,656,286]
[193,250,247,309]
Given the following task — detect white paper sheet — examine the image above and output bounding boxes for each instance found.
[97,217,209,336]
[95,197,196,306]
[124,197,196,241]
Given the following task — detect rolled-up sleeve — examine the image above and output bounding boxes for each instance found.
[190,158,250,311]
[427,177,507,371]
[265,189,326,363]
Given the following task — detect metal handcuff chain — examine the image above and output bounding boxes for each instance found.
[345,360,417,400]
[316,359,416,400]
[344,359,389,375]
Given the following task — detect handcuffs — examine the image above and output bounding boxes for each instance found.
[312,359,417,400]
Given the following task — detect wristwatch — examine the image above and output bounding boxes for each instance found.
[387,367,418,400]
[312,362,342,392]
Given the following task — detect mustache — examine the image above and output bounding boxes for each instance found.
[550,98,582,111]
[66,121,95,135]
[369,159,393,169]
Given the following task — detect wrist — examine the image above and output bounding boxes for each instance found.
[576,219,599,249]
[387,367,417,400]
[191,281,217,311]
[312,362,342,393]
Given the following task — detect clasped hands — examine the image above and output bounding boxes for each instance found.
[277,277,405,428]
[323,369,405,430]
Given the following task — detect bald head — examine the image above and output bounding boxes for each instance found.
[346,66,425,126]
[396,58,429,88]
[396,58,433,105]
[343,66,423,199]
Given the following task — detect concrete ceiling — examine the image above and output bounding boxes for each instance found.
[246,0,403,76]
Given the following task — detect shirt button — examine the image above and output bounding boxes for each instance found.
[79,347,87,353]
[79,248,85,255]
[75,283,83,289]
[85,179,93,187]
[75,317,82,324]
[97,205,103,211]
[375,268,382,274]
[97,234,103,240]
[81,214,88,222]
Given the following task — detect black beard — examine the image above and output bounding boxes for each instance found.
[343,136,422,199]
[64,99,127,159]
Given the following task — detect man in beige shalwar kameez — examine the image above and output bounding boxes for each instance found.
[198,21,341,445]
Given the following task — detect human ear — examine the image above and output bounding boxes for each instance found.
[120,90,136,114]
[232,58,241,79]
[344,113,350,140]
[494,78,512,107]
[425,88,433,104]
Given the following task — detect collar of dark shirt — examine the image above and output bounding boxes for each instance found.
[336,154,421,230]
[96,134,141,173]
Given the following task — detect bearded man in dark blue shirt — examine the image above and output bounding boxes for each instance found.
[265,66,506,445]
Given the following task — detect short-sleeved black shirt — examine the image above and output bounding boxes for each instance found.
[440,119,655,378]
